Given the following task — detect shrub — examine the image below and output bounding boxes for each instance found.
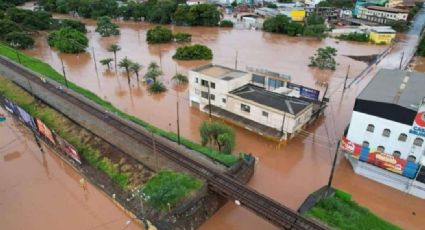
[141,169,203,210]
[5,31,34,49]
[386,20,408,33]
[219,20,234,27]
[200,121,235,154]
[95,16,119,37]
[172,44,213,60]
[173,32,192,42]
[48,27,88,53]
[146,26,173,44]
[309,46,337,70]
[337,32,369,42]
[172,73,188,84]
[148,80,167,93]
[60,19,87,33]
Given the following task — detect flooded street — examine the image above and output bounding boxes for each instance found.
[17,8,425,229]
[0,107,143,230]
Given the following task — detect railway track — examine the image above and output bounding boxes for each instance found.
[0,56,327,230]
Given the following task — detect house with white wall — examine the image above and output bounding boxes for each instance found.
[189,64,317,141]
[357,5,409,23]
[344,69,425,198]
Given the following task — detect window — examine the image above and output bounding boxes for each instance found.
[362,141,369,148]
[201,91,208,99]
[201,79,209,87]
[414,137,424,147]
[377,146,385,152]
[398,133,407,142]
[393,151,401,158]
[407,155,417,162]
[210,82,215,89]
[195,89,200,95]
[262,111,268,117]
[382,129,391,137]
[366,124,375,133]
[195,77,198,84]
[210,94,215,100]
[222,98,226,103]
[241,104,250,113]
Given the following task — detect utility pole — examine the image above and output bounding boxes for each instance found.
[327,140,341,194]
[60,57,69,88]
[158,46,162,70]
[399,51,405,70]
[92,47,98,74]
[235,50,238,70]
[280,113,286,135]
[316,84,329,120]
[176,93,181,145]
[207,83,212,119]
[343,64,350,91]
[151,131,158,171]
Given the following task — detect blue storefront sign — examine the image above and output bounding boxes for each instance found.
[287,83,320,101]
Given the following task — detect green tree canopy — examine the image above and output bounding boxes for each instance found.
[199,121,235,154]
[219,20,234,27]
[172,44,213,60]
[60,19,86,33]
[0,19,21,39]
[309,46,338,70]
[145,61,162,82]
[6,8,52,30]
[118,57,133,84]
[318,0,354,8]
[95,16,119,37]
[5,31,34,49]
[172,73,188,84]
[47,27,88,53]
[146,26,173,44]
[129,62,142,82]
[173,32,192,42]
[100,57,113,69]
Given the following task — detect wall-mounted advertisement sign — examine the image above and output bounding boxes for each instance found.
[35,118,56,145]
[55,135,81,164]
[287,83,320,101]
[341,137,419,178]
[409,99,425,138]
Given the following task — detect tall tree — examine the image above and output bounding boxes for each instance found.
[145,61,162,82]
[118,57,132,84]
[129,62,142,82]
[107,43,121,72]
[100,58,113,70]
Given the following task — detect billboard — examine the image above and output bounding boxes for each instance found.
[35,118,56,145]
[16,106,36,130]
[4,99,16,114]
[287,83,320,101]
[55,135,82,164]
[341,137,419,178]
[409,98,425,138]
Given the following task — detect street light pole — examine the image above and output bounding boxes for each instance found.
[176,94,181,145]
[60,57,69,88]
[343,64,350,91]
[399,51,405,70]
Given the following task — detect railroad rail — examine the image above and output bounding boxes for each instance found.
[0,56,327,230]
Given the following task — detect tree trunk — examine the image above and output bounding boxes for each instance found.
[114,52,117,72]
[136,72,139,82]
[126,68,130,84]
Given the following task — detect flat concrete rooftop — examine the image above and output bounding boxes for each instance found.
[192,64,248,81]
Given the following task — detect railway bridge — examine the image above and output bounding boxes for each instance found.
[0,56,327,230]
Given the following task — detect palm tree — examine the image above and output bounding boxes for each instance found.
[107,44,121,72]
[172,73,188,85]
[145,62,162,82]
[129,62,143,82]
[99,58,113,70]
[118,57,132,84]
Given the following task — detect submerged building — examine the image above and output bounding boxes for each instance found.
[343,69,425,199]
[189,64,324,141]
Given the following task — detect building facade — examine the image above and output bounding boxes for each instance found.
[189,64,318,141]
[357,5,409,23]
[368,27,396,44]
[344,69,425,198]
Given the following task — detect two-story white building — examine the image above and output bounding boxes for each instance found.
[344,69,425,198]
[357,6,409,24]
[189,64,317,141]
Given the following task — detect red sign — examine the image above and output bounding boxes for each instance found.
[341,137,361,159]
[35,118,56,144]
[55,135,82,164]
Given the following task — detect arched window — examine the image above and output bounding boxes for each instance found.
[382,129,391,137]
[366,124,375,133]
[393,151,401,158]
[413,138,424,147]
[398,133,407,142]
[407,155,417,162]
[362,141,369,148]
[377,146,385,152]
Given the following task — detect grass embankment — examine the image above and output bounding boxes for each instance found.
[0,77,130,188]
[307,190,401,230]
[0,44,239,166]
[142,169,203,210]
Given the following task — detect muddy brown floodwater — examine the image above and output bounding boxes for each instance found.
[0,107,144,230]
[20,13,425,230]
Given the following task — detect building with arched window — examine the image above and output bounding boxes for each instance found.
[343,69,425,199]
